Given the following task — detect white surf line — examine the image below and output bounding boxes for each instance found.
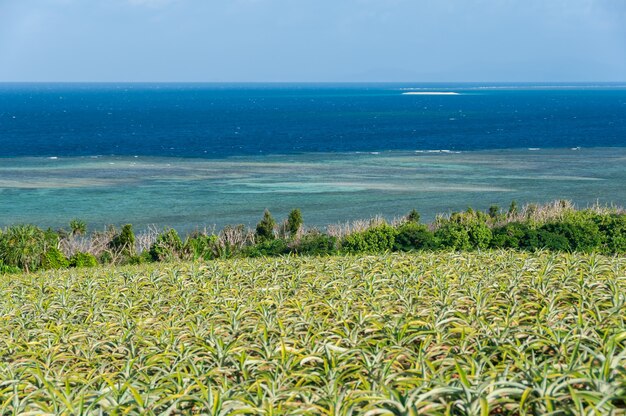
[402,92,460,95]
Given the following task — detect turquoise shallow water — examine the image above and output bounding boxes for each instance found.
[1,147,625,232]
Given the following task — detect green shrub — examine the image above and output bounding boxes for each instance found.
[0,224,47,273]
[256,209,276,242]
[0,260,21,274]
[184,234,220,260]
[44,228,60,248]
[69,252,98,268]
[41,247,70,270]
[435,222,471,250]
[406,209,421,224]
[540,212,602,252]
[294,231,338,255]
[393,223,436,251]
[99,251,113,265]
[69,219,87,236]
[241,239,289,257]
[150,228,184,261]
[594,213,626,253]
[435,210,492,250]
[491,222,540,250]
[342,224,397,253]
[538,230,571,251]
[109,224,136,256]
[126,252,152,265]
[286,209,303,237]
[488,205,500,220]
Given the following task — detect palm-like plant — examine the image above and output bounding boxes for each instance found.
[0,224,46,273]
[69,218,87,236]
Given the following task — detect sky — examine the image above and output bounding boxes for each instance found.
[1,0,625,82]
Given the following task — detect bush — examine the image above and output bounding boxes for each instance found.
[44,228,61,248]
[70,252,98,268]
[0,224,47,273]
[594,213,626,253]
[184,234,220,260]
[286,209,303,237]
[540,212,602,252]
[99,251,113,265]
[435,210,492,250]
[538,230,571,251]
[69,219,87,236]
[406,209,421,224]
[491,222,539,250]
[393,223,436,251]
[341,224,397,253]
[41,247,69,270]
[256,209,276,242]
[150,228,184,261]
[435,222,471,250]
[241,239,289,257]
[294,231,338,255]
[109,224,136,256]
[0,260,21,274]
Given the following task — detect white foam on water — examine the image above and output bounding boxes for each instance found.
[402,92,460,96]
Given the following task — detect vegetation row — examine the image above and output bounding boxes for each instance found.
[1,200,626,274]
[1,252,624,413]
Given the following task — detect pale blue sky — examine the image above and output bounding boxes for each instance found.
[1,0,625,82]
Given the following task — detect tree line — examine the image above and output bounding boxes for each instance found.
[1,200,625,274]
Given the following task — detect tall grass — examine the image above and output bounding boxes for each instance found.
[1,251,624,414]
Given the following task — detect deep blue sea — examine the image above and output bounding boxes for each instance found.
[2,83,626,157]
[1,83,626,231]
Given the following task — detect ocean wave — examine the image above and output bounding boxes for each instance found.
[415,149,461,154]
[402,92,460,96]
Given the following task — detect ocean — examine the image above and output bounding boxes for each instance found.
[1,83,625,231]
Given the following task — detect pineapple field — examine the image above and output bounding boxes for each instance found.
[1,251,625,414]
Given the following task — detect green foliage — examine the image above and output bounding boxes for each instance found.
[539,211,602,253]
[69,219,87,236]
[150,228,184,261]
[488,204,501,220]
[538,230,571,251]
[69,252,98,268]
[99,251,113,265]
[126,252,151,265]
[508,200,518,216]
[435,222,471,250]
[341,224,397,253]
[406,209,421,224]
[241,238,289,257]
[491,222,539,250]
[393,222,436,251]
[256,209,276,241]
[0,260,21,274]
[41,247,69,270]
[1,204,626,274]
[435,210,492,250]
[44,228,60,248]
[0,224,47,273]
[286,208,303,237]
[294,231,338,255]
[184,234,220,261]
[0,252,625,413]
[594,213,626,253]
[109,224,135,256]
